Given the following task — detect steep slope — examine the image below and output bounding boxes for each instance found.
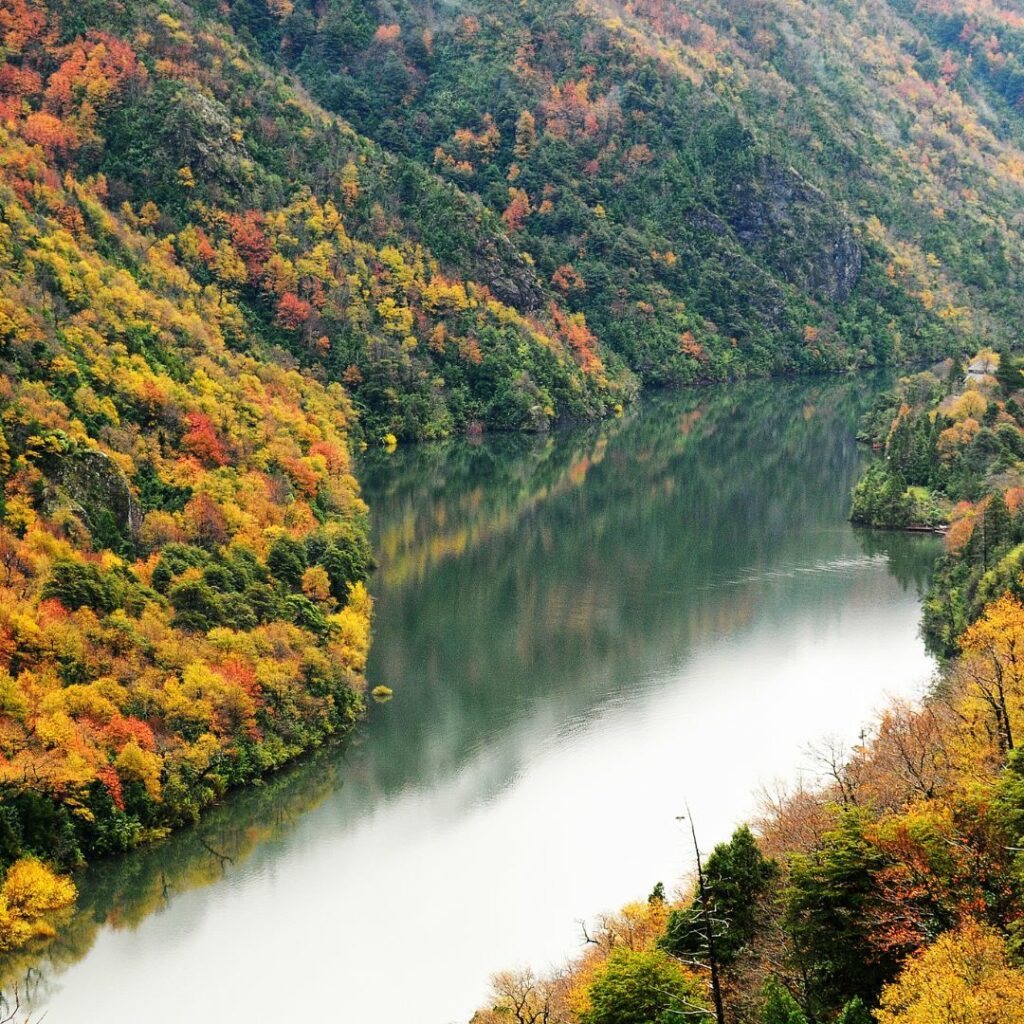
[0,108,376,883]
[218,0,1024,384]
[0,0,381,902]
[1,0,624,444]
[851,351,1024,654]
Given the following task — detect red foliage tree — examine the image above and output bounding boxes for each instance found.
[275,292,315,331]
[182,411,228,467]
[44,32,145,117]
[95,763,124,811]
[0,0,53,54]
[183,492,229,547]
[502,188,532,231]
[21,110,79,157]
[228,211,272,279]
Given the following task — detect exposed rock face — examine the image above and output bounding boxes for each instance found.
[727,160,862,303]
[46,449,142,546]
[825,222,862,304]
[166,91,251,189]
[475,233,546,312]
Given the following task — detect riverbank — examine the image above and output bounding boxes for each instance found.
[474,603,1024,1022]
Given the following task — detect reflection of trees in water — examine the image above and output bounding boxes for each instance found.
[853,527,942,597]
[363,376,930,754]
[1,746,347,1006]
[1,375,941,1006]
[364,378,879,604]
[361,379,868,592]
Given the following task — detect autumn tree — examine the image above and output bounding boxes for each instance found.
[514,110,536,158]
[211,239,247,301]
[473,969,567,1024]
[856,701,953,808]
[502,187,532,231]
[0,858,76,952]
[276,292,315,332]
[953,594,1024,756]
[876,921,1024,1024]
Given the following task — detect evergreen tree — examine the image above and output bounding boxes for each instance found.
[662,826,778,966]
[785,810,900,1015]
[983,492,1012,568]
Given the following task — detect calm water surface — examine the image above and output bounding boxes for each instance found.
[3,379,940,1023]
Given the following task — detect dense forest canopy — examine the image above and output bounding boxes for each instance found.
[217,0,1024,387]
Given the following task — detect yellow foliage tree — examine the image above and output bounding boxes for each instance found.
[954,593,1024,756]
[877,920,1024,1024]
[949,390,987,423]
[0,858,77,953]
[302,565,333,604]
[115,740,163,801]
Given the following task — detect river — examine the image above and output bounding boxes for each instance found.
[2,378,940,1023]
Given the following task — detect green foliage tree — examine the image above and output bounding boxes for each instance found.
[850,464,914,528]
[581,948,707,1024]
[981,493,1012,569]
[42,558,125,613]
[267,536,309,590]
[784,810,900,1015]
[835,997,873,1024]
[661,825,778,966]
[760,977,808,1024]
[168,578,223,632]
[151,544,210,592]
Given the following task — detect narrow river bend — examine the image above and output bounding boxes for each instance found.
[4,378,940,1023]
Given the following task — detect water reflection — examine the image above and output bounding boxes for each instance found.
[2,378,940,1023]
[359,379,936,794]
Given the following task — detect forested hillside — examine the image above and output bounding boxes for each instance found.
[0,0,615,954]
[853,351,1024,654]
[219,0,1024,386]
[0,0,386,948]
[2,0,625,444]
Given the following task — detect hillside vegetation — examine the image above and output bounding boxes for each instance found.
[222,0,1024,387]
[854,351,1024,651]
